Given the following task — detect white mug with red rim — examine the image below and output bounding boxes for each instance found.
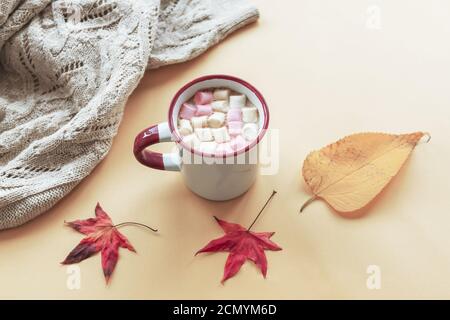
[133,75,269,201]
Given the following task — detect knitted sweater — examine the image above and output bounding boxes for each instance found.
[0,0,259,230]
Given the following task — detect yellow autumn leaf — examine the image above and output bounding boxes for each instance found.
[301,132,429,213]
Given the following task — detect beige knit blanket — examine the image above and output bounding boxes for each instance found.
[0,0,258,230]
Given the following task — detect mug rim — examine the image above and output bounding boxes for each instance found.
[168,74,270,158]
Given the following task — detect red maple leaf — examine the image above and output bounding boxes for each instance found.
[196,215,282,283]
[61,203,136,283]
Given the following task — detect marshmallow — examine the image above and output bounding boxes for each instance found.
[207,112,226,128]
[213,89,230,101]
[178,119,193,136]
[242,123,259,141]
[216,142,234,155]
[242,107,258,123]
[179,90,255,155]
[179,103,197,120]
[211,127,230,143]
[199,141,217,154]
[194,91,213,105]
[191,116,208,128]
[195,127,213,142]
[195,104,213,116]
[227,108,242,122]
[230,135,247,151]
[229,95,246,109]
[228,121,243,136]
[182,134,200,148]
[211,100,229,113]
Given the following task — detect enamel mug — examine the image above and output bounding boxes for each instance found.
[133,75,269,201]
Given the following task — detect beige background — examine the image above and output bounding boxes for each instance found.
[1,0,450,299]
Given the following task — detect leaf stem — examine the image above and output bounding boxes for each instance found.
[247,190,277,231]
[299,195,317,213]
[114,222,158,233]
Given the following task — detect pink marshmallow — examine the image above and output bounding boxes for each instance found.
[230,135,247,151]
[179,103,197,120]
[194,91,213,105]
[227,109,242,122]
[195,104,213,116]
[228,121,243,136]
[216,142,234,155]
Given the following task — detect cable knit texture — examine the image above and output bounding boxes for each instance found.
[0,0,259,230]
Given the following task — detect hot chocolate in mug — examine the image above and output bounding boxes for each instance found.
[133,75,269,201]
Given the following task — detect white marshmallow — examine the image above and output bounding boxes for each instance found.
[207,112,226,128]
[242,123,259,141]
[191,116,208,128]
[229,95,246,109]
[211,100,229,113]
[242,107,258,123]
[199,141,217,154]
[178,119,193,136]
[182,134,200,148]
[216,142,234,155]
[195,128,213,142]
[213,89,230,101]
[211,127,230,143]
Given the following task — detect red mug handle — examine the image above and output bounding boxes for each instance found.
[133,122,181,171]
